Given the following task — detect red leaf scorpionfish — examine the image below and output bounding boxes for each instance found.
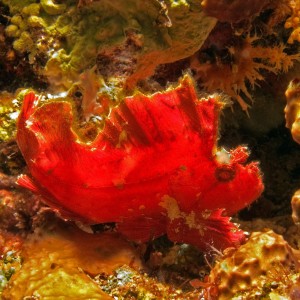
[16,75,263,251]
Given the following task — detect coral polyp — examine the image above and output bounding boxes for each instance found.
[191,35,300,111]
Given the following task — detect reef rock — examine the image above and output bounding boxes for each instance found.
[207,230,300,299]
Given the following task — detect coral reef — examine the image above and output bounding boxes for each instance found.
[0,92,20,142]
[201,0,273,23]
[205,230,300,299]
[2,0,216,92]
[191,33,299,111]
[185,0,300,110]
[16,75,263,251]
[1,0,300,298]
[1,224,141,299]
[292,189,300,224]
[0,232,22,295]
[285,78,300,250]
[0,139,26,176]
[0,220,202,299]
[285,78,300,144]
[2,0,298,110]
[97,265,198,299]
[0,188,43,231]
[285,0,300,44]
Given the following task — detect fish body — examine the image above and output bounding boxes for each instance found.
[16,76,263,250]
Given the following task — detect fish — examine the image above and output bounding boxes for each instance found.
[16,75,263,250]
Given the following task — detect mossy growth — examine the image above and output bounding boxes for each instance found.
[97,265,197,300]
[0,251,22,297]
[12,31,34,54]
[1,0,37,14]
[0,92,21,142]
[40,0,67,15]
[3,0,216,92]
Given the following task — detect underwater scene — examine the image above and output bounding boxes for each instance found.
[0,0,300,299]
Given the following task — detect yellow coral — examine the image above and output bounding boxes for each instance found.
[285,0,300,43]
[40,0,66,15]
[4,25,20,38]
[22,3,41,16]
[207,230,300,299]
[12,31,33,53]
[285,78,300,144]
[2,226,141,299]
[291,189,300,225]
[191,35,300,111]
[27,16,46,28]
[0,92,20,142]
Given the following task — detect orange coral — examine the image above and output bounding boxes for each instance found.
[2,226,141,299]
[285,0,300,43]
[204,230,300,299]
[285,78,300,144]
[191,35,299,110]
[285,79,300,230]
[291,189,300,224]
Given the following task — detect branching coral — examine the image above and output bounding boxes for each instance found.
[191,35,300,111]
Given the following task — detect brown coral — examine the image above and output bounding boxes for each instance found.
[285,0,300,44]
[201,0,272,23]
[0,188,44,232]
[285,78,300,144]
[206,230,300,299]
[291,189,300,224]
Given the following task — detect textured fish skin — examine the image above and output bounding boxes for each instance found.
[16,76,263,250]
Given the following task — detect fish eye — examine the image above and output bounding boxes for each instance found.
[215,164,236,182]
[74,90,83,98]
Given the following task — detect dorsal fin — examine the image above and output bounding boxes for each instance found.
[101,75,221,151]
